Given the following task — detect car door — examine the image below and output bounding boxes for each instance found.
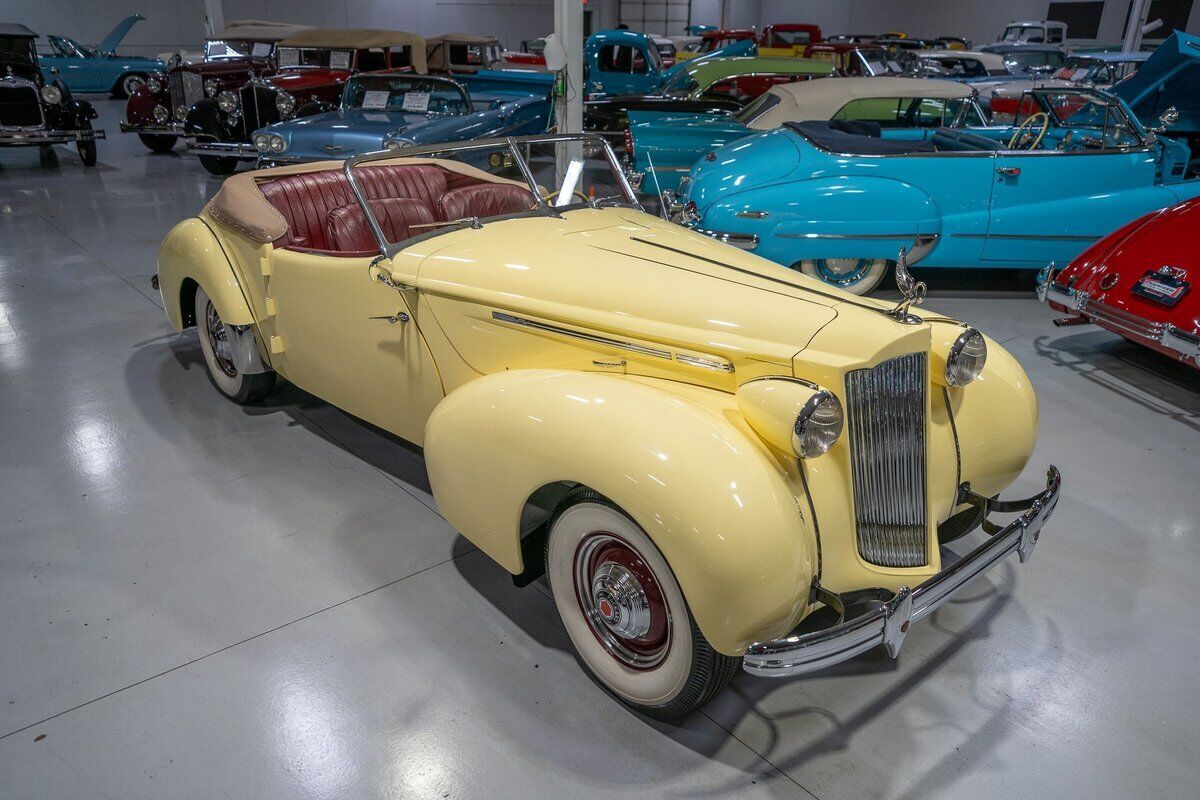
[984,147,1166,264]
[266,248,445,446]
[592,43,654,95]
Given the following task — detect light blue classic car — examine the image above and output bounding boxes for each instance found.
[36,15,164,97]
[669,86,1200,293]
[252,71,553,165]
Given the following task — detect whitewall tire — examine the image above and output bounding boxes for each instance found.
[798,258,890,295]
[194,286,275,404]
[545,488,740,718]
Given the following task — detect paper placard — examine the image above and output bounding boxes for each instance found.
[277,47,298,66]
[329,50,352,71]
[401,92,430,113]
[362,90,391,110]
[252,42,272,57]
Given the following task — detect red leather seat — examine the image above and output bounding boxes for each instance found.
[325,198,437,254]
[439,183,534,221]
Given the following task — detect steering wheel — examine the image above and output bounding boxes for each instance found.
[1008,112,1050,150]
[536,189,590,209]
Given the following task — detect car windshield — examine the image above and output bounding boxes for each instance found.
[0,36,36,65]
[357,135,640,254]
[1002,26,1042,42]
[659,69,700,97]
[48,37,96,58]
[833,96,984,128]
[1005,50,1062,70]
[276,47,356,69]
[856,48,901,75]
[344,75,470,115]
[1025,90,1144,148]
[735,91,782,125]
[205,39,274,60]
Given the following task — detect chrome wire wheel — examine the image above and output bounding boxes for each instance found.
[204,299,238,377]
[193,285,276,404]
[573,532,672,670]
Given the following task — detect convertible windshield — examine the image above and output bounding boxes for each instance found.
[204,39,274,60]
[48,36,96,58]
[344,75,470,115]
[1019,90,1144,148]
[735,92,781,125]
[1053,57,1141,84]
[357,136,641,254]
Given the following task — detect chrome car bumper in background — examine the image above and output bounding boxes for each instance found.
[1037,266,1200,363]
[185,140,258,161]
[743,466,1061,677]
[0,128,105,146]
[119,121,186,137]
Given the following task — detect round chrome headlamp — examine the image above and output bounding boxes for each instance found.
[147,76,163,94]
[269,134,286,153]
[946,328,988,387]
[217,90,239,113]
[152,104,169,124]
[383,140,402,150]
[792,390,844,459]
[40,85,62,105]
[174,104,188,122]
[253,133,271,152]
[204,79,220,97]
[274,91,295,117]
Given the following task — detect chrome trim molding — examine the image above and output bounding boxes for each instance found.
[695,228,759,250]
[744,466,1061,677]
[952,232,1099,241]
[674,353,735,372]
[776,233,939,264]
[186,140,259,160]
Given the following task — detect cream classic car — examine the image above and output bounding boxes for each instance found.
[156,134,1060,718]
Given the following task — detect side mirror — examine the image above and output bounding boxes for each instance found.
[1155,106,1179,131]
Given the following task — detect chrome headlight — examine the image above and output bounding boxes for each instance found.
[253,133,271,152]
[40,85,62,105]
[274,91,295,117]
[946,328,987,387]
[147,76,163,94]
[217,90,239,113]
[174,105,188,122]
[204,79,219,97]
[384,138,414,150]
[792,390,844,458]
[152,104,169,124]
[269,134,286,153]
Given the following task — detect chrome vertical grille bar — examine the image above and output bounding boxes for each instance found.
[845,352,928,567]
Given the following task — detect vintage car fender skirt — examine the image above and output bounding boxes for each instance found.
[798,258,889,295]
[546,495,739,715]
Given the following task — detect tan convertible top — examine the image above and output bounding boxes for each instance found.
[427,33,500,45]
[205,158,533,244]
[277,29,428,72]
[210,20,313,43]
[748,77,974,130]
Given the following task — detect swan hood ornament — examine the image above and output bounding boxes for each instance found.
[887,246,927,323]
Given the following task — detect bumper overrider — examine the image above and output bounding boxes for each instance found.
[185,139,259,161]
[744,466,1061,677]
[0,128,106,146]
[1037,265,1200,363]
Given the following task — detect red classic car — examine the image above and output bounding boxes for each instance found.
[185,29,428,175]
[1039,197,1200,369]
[120,20,312,153]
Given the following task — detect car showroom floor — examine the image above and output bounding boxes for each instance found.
[1,99,1197,800]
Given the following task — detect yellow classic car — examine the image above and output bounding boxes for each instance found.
[156,134,1060,718]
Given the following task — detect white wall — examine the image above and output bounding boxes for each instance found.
[0,0,208,56]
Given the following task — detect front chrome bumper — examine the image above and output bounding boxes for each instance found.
[185,139,258,161]
[0,127,106,146]
[743,466,1061,677]
[119,121,186,137]
[1037,266,1200,363]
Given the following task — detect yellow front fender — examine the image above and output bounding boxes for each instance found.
[424,369,817,655]
[157,217,255,331]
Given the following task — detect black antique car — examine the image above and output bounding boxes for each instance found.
[0,23,104,165]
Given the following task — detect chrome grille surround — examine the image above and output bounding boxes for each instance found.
[0,77,44,130]
[168,71,203,112]
[845,352,928,567]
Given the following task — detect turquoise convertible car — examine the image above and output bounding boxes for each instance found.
[669,87,1199,293]
[36,15,163,97]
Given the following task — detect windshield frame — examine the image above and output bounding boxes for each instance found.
[341,74,471,114]
[1023,87,1147,149]
[345,134,644,258]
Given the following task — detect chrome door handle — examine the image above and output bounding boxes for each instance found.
[996,167,1021,177]
[324,144,343,152]
[369,310,410,324]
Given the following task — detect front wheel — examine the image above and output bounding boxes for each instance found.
[797,258,890,295]
[545,488,740,719]
[76,122,97,166]
[117,73,147,98]
[194,287,276,403]
[138,133,176,153]
[198,154,238,176]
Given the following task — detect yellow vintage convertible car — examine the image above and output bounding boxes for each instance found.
[157,134,1060,718]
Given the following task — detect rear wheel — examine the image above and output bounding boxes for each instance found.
[76,122,97,167]
[198,154,239,176]
[194,287,276,404]
[138,134,176,153]
[545,488,740,719]
[798,258,889,295]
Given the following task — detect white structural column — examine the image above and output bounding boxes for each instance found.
[554,0,584,134]
[204,0,225,38]
[1123,0,1149,53]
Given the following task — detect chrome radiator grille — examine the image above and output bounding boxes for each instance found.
[0,82,43,129]
[844,352,928,567]
[168,71,203,111]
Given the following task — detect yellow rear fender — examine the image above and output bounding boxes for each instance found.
[157,217,256,332]
[424,369,818,655]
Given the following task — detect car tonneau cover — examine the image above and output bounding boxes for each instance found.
[786,120,937,155]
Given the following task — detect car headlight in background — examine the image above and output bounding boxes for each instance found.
[792,390,844,458]
[274,91,295,117]
[174,105,188,122]
[40,85,62,105]
[147,75,163,94]
[384,138,414,150]
[253,133,271,152]
[946,328,988,387]
[204,79,219,97]
[217,91,238,114]
[269,134,286,153]
[152,104,169,124]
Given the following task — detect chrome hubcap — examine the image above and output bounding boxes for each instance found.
[205,301,237,377]
[816,258,871,285]
[591,562,652,639]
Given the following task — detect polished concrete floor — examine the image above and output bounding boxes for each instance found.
[1,99,1198,800]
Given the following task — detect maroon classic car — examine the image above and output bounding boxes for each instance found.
[186,28,428,175]
[120,20,312,153]
[1039,197,1200,370]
